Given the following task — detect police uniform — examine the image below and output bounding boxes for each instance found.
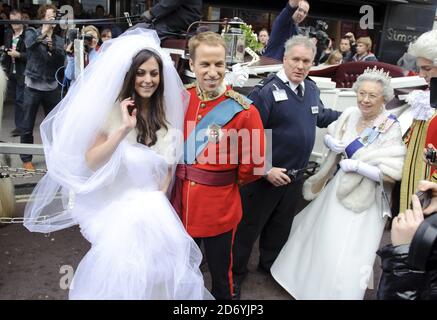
[232,69,340,285]
[171,82,265,300]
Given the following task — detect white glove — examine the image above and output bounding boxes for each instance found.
[324,134,346,154]
[224,64,249,88]
[339,159,381,182]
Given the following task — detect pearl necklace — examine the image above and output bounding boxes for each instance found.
[357,112,382,132]
[358,117,376,128]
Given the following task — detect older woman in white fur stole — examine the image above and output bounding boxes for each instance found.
[270,67,406,300]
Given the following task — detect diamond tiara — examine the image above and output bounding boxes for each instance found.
[362,66,392,81]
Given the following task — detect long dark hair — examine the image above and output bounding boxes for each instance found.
[118,49,167,147]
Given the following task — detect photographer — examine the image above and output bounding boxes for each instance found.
[264,0,309,61]
[20,4,65,170]
[377,180,437,300]
[64,25,100,83]
[1,9,27,137]
[317,37,333,65]
[305,20,330,66]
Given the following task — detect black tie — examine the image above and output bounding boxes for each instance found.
[296,84,303,98]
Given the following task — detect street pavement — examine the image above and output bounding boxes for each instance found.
[0,96,387,300]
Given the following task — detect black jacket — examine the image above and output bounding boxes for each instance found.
[151,0,202,36]
[1,27,27,82]
[377,241,437,299]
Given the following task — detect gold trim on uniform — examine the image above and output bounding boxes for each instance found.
[184,82,197,89]
[225,89,251,110]
[195,82,227,101]
[400,111,437,212]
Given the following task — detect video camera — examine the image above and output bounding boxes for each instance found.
[56,8,68,20]
[66,28,94,54]
[307,20,330,50]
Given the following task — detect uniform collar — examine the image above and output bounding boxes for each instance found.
[196,82,227,101]
[276,68,305,92]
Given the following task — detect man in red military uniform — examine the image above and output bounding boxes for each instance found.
[171,31,265,300]
[394,30,437,212]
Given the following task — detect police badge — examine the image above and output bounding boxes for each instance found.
[206,124,223,144]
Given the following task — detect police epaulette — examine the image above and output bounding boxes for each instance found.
[305,75,316,84]
[184,82,197,89]
[255,73,277,88]
[225,90,252,110]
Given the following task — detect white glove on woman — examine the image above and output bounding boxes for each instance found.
[339,159,381,182]
[324,134,346,154]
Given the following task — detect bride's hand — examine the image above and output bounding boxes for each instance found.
[120,97,137,133]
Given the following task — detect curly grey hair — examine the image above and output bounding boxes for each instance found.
[408,30,437,66]
[352,69,394,103]
[284,35,317,59]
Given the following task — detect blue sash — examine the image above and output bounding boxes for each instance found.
[184,97,252,164]
[345,114,397,159]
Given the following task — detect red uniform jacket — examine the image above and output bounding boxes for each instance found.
[181,86,265,237]
[425,114,437,181]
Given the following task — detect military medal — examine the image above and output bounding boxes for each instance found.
[206,124,223,144]
[359,127,378,146]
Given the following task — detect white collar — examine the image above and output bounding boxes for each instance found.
[276,68,305,92]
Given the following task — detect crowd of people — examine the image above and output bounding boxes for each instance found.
[0,2,121,171]
[0,0,436,301]
[257,0,381,67]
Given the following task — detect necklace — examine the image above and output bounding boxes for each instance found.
[358,117,376,128]
[356,112,382,134]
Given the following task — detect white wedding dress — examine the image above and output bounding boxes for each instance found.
[271,110,401,300]
[21,29,210,300]
[67,132,211,300]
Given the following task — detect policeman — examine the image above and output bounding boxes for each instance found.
[232,35,340,298]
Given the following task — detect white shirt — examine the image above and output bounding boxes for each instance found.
[276,68,305,96]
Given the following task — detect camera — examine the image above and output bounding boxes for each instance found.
[66,28,78,45]
[414,189,432,210]
[83,34,95,42]
[302,20,330,65]
[66,28,93,54]
[56,9,67,20]
[425,147,437,164]
[306,20,330,50]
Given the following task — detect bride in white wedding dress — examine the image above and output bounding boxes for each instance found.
[24,29,212,300]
